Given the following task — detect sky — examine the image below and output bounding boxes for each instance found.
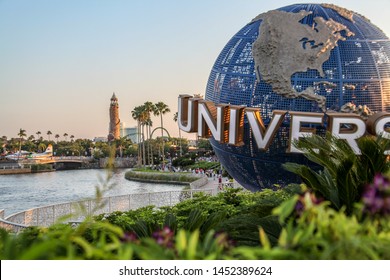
[1,0,390,140]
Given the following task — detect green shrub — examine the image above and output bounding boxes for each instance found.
[284,134,390,215]
[94,186,299,247]
[125,170,197,183]
[30,164,53,172]
[233,193,390,260]
[2,183,389,259]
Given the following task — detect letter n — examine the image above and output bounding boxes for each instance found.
[198,101,229,143]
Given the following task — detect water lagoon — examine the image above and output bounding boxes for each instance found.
[0,169,184,216]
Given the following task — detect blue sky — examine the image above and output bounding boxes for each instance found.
[1,0,390,140]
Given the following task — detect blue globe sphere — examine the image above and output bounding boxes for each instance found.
[205,3,390,191]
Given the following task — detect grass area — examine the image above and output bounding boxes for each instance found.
[125,169,198,184]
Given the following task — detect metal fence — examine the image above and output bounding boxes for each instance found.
[0,165,22,170]
[2,188,217,230]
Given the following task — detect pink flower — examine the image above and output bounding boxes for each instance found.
[363,174,390,216]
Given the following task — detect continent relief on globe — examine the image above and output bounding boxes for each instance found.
[252,10,354,111]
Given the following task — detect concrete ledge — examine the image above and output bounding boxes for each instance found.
[0,168,31,175]
[123,177,190,185]
[190,177,209,189]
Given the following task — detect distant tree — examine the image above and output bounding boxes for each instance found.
[17,128,27,160]
[154,101,171,163]
[70,135,75,142]
[38,143,47,153]
[0,138,5,154]
[63,133,68,141]
[36,131,41,141]
[173,112,182,156]
[47,131,52,141]
[143,101,156,165]
[115,136,131,157]
[132,105,147,166]
[154,102,170,136]
[197,138,212,150]
[55,134,60,143]
[28,135,35,142]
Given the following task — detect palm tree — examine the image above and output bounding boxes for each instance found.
[70,135,75,142]
[47,130,52,141]
[63,133,68,141]
[132,105,145,166]
[36,131,41,141]
[155,102,171,164]
[55,134,60,143]
[17,128,27,161]
[140,110,148,166]
[144,101,156,165]
[173,112,182,156]
[154,102,171,137]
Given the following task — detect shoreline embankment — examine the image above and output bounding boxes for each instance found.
[0,167,32,175]
[124,169,208,187]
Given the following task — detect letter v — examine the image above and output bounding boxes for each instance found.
[246,109,287,150]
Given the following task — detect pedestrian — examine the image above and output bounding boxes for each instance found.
[218,174,222,190]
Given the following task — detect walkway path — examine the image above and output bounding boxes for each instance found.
[199,176,235,191]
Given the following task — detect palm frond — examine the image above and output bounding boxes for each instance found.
[285,133,390,215]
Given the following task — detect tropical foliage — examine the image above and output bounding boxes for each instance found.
[0,129,138,159]
[2,178,390,260]
[124,170,199,183]
[2,134,390,260]
[284,133,390,214]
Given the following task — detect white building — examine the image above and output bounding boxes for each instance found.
[120,123,138,143]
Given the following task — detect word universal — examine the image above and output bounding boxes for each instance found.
[178,95,390,155]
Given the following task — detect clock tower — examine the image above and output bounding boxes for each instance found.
[108,93,120,141]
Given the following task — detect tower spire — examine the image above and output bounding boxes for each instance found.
[108,93,120,141]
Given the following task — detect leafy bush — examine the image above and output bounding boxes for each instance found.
[93,186,299,247]
[30,164,53,172]
[284,134,390,214]
[2,179,390,259]
[125,170,198,183]
[233,192,390,260]
[172,157,195,167]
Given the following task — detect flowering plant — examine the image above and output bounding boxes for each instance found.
[363,173,390,216]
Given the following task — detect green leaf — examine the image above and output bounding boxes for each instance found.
[187,230,200,259]
[273,196,299,223]
[176,229,187,255]
[259,227,271,250]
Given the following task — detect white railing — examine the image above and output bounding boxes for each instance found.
[0,165,22,170]
[2,188,217,230]
[0,209,26,233]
